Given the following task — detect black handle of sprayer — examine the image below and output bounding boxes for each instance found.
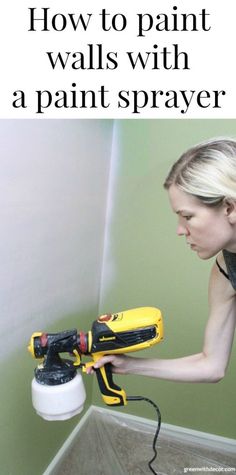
[95,362,127,406]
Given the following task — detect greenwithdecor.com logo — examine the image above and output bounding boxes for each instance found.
[184,468,236,473]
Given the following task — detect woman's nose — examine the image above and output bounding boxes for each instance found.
[177,224,189,236]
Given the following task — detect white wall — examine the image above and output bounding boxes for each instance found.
[0,119,113,358]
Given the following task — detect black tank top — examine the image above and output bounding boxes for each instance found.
[222,249,236,290]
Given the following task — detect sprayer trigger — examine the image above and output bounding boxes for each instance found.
[72,349,82,367]
[82,361,94,373]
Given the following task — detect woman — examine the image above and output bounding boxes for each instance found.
[92,138,236,383]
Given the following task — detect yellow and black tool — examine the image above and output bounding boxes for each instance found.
[28,306,163,406]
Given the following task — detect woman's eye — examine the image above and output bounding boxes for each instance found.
[183,216,192,221]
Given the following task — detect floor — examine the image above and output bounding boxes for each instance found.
[54,410,236,475]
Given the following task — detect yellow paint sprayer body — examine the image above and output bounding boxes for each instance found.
[28,307,163,408]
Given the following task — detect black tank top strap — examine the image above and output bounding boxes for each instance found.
[222,249,236,290]
[216,258,230,281]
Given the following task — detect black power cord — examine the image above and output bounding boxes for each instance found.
[127,396,161,475]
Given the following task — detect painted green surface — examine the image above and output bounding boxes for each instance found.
[96,120,236,439]
[0,311,94,475]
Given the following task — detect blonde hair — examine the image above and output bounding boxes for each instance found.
[164,138,236,206]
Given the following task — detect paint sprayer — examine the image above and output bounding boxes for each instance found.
[28,307,164,474]
[28,307,163,419]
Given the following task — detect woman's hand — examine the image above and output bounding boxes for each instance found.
[86,354,133,374]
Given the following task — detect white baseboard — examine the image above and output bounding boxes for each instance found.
[43,405,236,475]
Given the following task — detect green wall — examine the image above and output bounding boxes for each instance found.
[97,119,236,439]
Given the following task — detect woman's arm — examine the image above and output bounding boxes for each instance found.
[93,257,236,383]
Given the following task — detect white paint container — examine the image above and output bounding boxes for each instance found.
[31,372,86,421]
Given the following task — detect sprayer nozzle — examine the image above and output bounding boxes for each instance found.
[28,332,43,357]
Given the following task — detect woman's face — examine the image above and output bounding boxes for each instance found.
[168,185,236,259]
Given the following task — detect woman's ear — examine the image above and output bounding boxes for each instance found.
[223,198,236,224]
